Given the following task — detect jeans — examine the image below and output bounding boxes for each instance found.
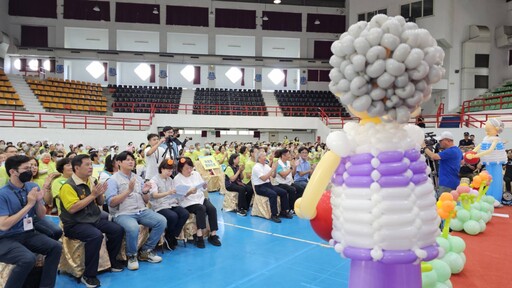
[254,183,289,216]
[63,219,124,277]
[0,230,62,288]
[113,209,166,256]
[157,206,189,238]
[34,216,63,241]
[293,180,308,191]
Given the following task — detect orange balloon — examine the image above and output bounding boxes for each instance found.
[472,176,482,188]
[437,208,449,219]
[439,193,453,202]
[442,201,455,212]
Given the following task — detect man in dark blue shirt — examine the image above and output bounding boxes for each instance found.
[0,156,62,288]
[422,131,463,199]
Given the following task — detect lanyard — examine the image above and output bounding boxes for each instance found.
[13,188,26,207]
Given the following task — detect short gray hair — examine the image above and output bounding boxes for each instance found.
[488,118,504,134]
[257,151,267,161]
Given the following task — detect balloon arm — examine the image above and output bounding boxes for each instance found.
[442,218,451,239]
[295,151,341,220]
[473,139,499,158]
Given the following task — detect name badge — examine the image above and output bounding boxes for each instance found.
[23,215,34,231]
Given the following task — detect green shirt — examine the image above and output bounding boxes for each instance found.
[242,159,255,184]
[51,175,69,214]
[0,166,7,187]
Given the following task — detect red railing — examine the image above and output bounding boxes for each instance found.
[461,93,512,114]
[0,110,151,130]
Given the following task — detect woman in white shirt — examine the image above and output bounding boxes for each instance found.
[174,157,221,248]
[251,152,293,223]
[149,159,189,250]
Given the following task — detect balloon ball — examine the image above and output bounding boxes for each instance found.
[310,190,333,241]
[463,151,479,165]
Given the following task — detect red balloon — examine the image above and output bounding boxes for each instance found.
[463,151,479,165]
[310,190,333,241]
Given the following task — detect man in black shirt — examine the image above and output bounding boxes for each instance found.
[458,132,474,151]
[504,149,512,192]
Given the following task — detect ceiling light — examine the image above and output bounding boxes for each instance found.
[314,19,320,25]
[93,5,100,12]
[274,0,281,4]
[153,8,159,15]
[262,15,269,21]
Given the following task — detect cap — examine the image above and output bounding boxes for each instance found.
[436,131,454,141]
[464,132,469,136]
[162,126,173,133]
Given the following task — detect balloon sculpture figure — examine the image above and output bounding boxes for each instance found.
[295,14,445,288]
[465,118,507,206]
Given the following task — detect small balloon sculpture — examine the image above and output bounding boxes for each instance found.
[450,172,494,235]
[295,14,445,288]
[465,118,507,205]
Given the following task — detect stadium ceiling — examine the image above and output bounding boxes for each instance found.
[219,0,346,8]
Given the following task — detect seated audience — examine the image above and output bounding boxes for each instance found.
[0,155,62,288]
[59,155,125,287]
[251,152,292,223]
[275,149,303,212]
[149,160,189,250]
[225,153,253,216]
[174,157,221,248]
[294,147,314,190]
[106,151,166,270]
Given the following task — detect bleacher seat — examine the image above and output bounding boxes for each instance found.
[192,88,267,116]
[274,90,347,117]
[111,86,182,114]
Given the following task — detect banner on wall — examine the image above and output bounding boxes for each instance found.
[159,70,168,78]
[208,71,216,80]
[300,76,307,85]
[55,65,64,74]
[255,74,262,82]
[108,67,117,76]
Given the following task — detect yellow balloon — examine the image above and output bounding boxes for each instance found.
[347,105,382,125]
[295,151,341,219]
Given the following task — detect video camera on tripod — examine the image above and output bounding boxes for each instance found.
[424,132,438,150]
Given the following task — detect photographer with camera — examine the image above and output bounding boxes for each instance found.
[421,131,462,199]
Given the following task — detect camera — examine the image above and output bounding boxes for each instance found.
[424,132,437,150]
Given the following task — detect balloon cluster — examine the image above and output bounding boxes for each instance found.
[329,14,445,123]
[436,235,467,275]
[421,260,453,288]
[436,193,456,220]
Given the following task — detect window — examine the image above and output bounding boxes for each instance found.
[134,64,151,81]
[225,67,242,83]
[268,69,285,85]
[13,59,21,70]
[358,9,387,21]
[475,54,489,68]
[28,59,38,71]
[400,0,433,20]
[180,65,195,82]
[238,130,253,135]
[474,75,489,89]
[86,61,105,79]
[43,60,51,71]
[509,50,512,66]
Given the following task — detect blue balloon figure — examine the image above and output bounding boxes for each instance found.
[467,118,507,206]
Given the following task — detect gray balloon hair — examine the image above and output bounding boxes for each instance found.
[488,118,504,134]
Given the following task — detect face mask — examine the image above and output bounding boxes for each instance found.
[42,158,51,164]
[19,170,33,183]
[56,157,63,162]
[0,144,5,150]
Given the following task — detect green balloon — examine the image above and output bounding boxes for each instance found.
[460,252,466,265]
[463,220,481,235]
[471,202,481,211]
[449,218,463,231]
[447,236,465,253]
[479,219,486,232]
[421,270,437,288]
[457,209,470,222]
[483,196,495,204]
[435,282,450,288]
[444,280,453,288]
[480,202,492,213]
[442,252,464,274]
[470,209,482,221]
[436,237,451,253]
[430,259,451,282]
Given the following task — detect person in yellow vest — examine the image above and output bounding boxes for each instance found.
[242,147,257,187]
[48,158,73,215]
[215,145,229,166]
[0,145,19,186]
[192,143,203,160]
[239,146,249,167]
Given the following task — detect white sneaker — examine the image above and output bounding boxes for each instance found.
[138,249,162,263]
[127,255,139,270]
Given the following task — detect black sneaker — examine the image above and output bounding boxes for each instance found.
[280,211,293,219]
[195,236,205,248]
[236,209,247,216]
[81,276,100,288]
[208,235,222,246]
[270,215,282,223]
[110,261,124,272]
